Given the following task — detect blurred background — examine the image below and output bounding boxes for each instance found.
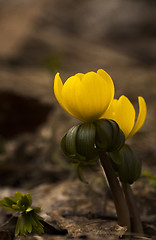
[0,0,155,238]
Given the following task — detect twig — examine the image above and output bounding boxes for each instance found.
[0,215,15,229]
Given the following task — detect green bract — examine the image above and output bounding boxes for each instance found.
[112,144,142,184]
[61,123,98,165]
[61,120,126,183]
[61,120,126,165]
[76,123,97,160]
[61,123,99,183]
[94,119,125,152]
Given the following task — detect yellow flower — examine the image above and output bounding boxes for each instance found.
[54,69,115,122]
[101,95,147,139]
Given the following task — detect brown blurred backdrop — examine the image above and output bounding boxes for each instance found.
[0,0,155,189]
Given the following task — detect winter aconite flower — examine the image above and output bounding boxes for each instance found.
[54,69,114,122]
[101,95,147,139]
[54,69,147,233]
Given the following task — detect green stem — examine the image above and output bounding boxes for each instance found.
[99,151,131,230]
[122,183,144,234]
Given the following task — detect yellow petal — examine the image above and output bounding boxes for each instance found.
[72,72,114,121]
[128,97,147,138]
[54,73,79,119]
[102,95,135,139]
[80,72,114,120]
[74,73,84,80]
[97,69,115,102]
[62,75,86,121]
[116,96,135,138]
[54,73,63,106]
[100,99,118,120]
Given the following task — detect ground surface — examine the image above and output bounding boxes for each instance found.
[0,0,156,239]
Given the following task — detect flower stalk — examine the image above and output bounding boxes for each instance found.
[99,151,131,230]
[122,183,143,234]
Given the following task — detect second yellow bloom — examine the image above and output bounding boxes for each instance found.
[102,95,147,139]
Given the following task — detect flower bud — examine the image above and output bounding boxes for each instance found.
[61,123,98,165]
[117,144,141,184]
[94,119,125,152]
